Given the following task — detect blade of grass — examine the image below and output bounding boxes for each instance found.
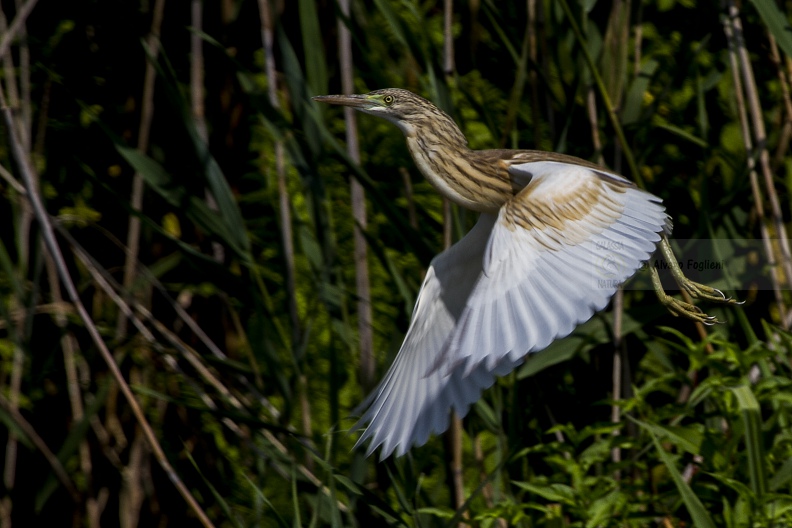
[241,473,291,528]
[556,0,642,186]
[644,426,717,528]
[729,385,767,496]
[748,0,792,59]
[769,456,792,492]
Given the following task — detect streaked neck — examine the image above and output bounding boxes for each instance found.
[402,121,513,213]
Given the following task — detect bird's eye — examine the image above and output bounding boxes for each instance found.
[383,95,394,105]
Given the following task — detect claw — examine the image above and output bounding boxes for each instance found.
[661,294,722,325]
[678,278,742,305]
[649,264,727,325]
[698,286,745,305]
[653,236,743,320]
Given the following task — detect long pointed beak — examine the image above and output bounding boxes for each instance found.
[312,94,370,108]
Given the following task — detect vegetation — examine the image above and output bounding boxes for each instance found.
[1,0,792,525]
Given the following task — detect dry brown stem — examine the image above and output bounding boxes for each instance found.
[722,2,789,327]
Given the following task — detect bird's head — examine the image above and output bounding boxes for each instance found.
[313,88,459,139]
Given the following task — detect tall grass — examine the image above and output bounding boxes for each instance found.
[0,0,791,525]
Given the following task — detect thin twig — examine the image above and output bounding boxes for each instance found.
[586,87,604,165]
[611,288,623,476]
[13,0,31,146]
[722,3,787,326]
[557,0,642,186]
[728,2,792,328]
[400,167,419,229]
[44,255,102,528]
[439,1,467,493]
[443,0,454,75]
[190,0,224,263]
[473,437,507,528]
[447,413,466,522]
[499,19,530,148]
[583,29,624,471]
[116,0,166,340]
[769,34,792,171]
[0,0,37,60]
[0,4,25,150]
[536,1,555,140]
[0,393,81,503]
[2,342,23,518]
[441,3,466,497]
[258,0,300,356]
[0,3,31,515]
[338,0,374,394]
[116,2,166,511]
[0,162,25,194]
[633,2,643,78]
[527,0,542,147]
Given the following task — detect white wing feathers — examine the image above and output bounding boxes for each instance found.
[354,161,668,459]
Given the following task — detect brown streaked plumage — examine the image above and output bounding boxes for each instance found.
[314,88,741,459]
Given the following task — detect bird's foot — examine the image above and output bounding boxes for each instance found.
[677,277,744,306]
[649,266,735,325]
[657,292,720,326]
[651,236,742,324]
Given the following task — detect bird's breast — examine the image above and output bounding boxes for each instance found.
[405,137,514,213]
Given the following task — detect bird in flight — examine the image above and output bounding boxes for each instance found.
[314,88,739,459]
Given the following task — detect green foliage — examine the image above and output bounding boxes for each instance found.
[1,0,792,526]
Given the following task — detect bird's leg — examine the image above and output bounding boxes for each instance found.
[658,235,743,304]
[651,234,742,325]
[650,265,719,325]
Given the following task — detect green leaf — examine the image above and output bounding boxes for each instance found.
[298,0,327,96]
[183,129,251,261]
[474,398,501,431]
[622,59,658,125]
[642,425,717,528]
[518,331,585,378]
[730,384,768,496]
[749,0,792,60]
[769,456,792,492]
[655,122,708,148]
[129,47,253,261]
[707,471,755,501]
[586,488,627,528]
[630,419,704,456]
[372,0,427,64]
[416,507,455,519]
[116,146,183,206]
[513,481,576,505]
[241,474,291,528]
[116,146,250,259]
[518,310,646,378]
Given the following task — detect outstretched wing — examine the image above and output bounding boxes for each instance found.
[353,215,515,459]
[355,161,669,459]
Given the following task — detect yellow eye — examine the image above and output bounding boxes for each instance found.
[383,95,394,105]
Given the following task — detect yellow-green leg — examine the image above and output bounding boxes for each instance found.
[650,234,742,325]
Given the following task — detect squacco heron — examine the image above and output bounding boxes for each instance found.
[314,88,739,459]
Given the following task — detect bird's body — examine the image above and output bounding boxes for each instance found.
[340,89,608,213]
[314,88,737,459]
